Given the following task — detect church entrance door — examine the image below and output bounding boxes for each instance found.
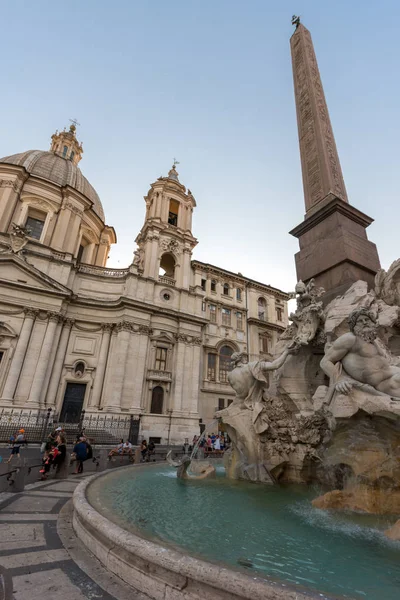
[60,383,86,423]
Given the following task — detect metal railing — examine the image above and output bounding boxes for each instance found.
[0,408,52,443]
[0,409,140,445]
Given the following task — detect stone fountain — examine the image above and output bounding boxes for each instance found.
[217,268,400,539]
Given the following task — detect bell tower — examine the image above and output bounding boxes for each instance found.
[134,165,197,289]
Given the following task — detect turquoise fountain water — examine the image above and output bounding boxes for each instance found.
[88,465,400,600]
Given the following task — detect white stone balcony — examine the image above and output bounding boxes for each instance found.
[158,275,176,287]
[146,369,172,382]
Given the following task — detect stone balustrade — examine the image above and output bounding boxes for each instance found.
[146,369,172,382]
[158,275,176,286]
[77,264,129,277]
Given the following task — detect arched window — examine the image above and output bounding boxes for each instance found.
[159,253,176,279]
[150,386,164,414]
[70,151,75,162]
[63,145,68,157]
[223,283,230,296]
[168,199,179,226]
[219,346,233,383]
[258,297,267,321]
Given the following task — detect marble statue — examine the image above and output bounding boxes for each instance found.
[280,279,325,347]
[166,451,216,480]
[227,348,294,410]
[133,247,145,271]
[320,306,400,399]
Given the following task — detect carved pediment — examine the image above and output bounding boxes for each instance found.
[0,254,72,298]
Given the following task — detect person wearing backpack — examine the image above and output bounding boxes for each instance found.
[73,437,88,474]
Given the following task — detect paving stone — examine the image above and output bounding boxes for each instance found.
[0,513,58,521]
[27,490,73,498]
[13,568,88,599]
[2,495,59,512]
[0,523,45,551]
[0,547,69,568]
[44,481,80,492]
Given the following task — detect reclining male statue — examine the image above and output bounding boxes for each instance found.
[320,307,400,400]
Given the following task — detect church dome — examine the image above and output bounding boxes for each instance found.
[0,124,106,221]
[0,149,105,221]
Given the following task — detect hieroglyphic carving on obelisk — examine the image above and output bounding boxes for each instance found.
[291,23,348,213]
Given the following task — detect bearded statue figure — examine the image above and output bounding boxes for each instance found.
[320,307,400,400]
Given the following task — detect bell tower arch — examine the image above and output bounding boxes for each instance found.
[134,165,197,289]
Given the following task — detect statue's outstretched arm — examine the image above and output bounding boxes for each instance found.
[261,348,290,372]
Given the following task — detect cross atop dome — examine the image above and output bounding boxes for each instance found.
[50,122,84,166]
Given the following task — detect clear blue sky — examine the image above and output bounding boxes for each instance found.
[1,0,399,293]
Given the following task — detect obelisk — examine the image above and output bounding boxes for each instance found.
[289,18,380,303]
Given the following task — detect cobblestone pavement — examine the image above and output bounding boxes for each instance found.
[0,476,149,599]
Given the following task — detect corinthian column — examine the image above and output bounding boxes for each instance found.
[28,312,59,407]
[45,318,74,408]
[1,308,36,403]
[103,322,130,412]
[89,323,113,409]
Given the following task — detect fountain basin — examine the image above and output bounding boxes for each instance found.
[73,464,400,600]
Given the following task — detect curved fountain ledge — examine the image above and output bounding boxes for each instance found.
[73,468,334,600]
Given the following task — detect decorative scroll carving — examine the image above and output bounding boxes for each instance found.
[24,308,39,319]
[160,238,181,255]
[64,201,83,216]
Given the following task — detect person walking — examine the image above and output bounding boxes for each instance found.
[53,433,67,476]
[140,440,148,462]
[73,437,88,474]
[7,429,26,464]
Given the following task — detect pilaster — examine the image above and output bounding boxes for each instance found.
[1,308,37,403]
[89,323,113,409]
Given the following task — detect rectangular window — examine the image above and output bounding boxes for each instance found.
[201,279,206,291]
[236,311,243,331]
[207,354,216,380]
[209,304,216,323]
[218,398,225,410]
[260,335,269,354]
[276,307,283,321]
[236,288,242,301]
[25,216,45,240]
[155,347,167,371]
[227,399,233,406]
[222,308,231,326]
[202,301,206,312]
[211,280,216,292]
[149,437,161,444]
[168,199,179,226]
[0,351,3,365]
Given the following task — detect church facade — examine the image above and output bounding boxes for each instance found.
[0,125,289,443]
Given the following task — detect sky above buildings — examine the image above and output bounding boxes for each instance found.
[1,0,399,293]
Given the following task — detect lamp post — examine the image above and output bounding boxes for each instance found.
[167,409,173,446]
[129,414,141,445]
